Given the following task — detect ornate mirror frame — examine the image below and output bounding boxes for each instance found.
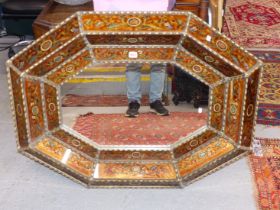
[7,11,262,188]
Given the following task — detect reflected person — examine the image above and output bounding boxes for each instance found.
[125,63,169,117]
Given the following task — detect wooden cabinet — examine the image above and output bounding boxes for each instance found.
[209,0,224,31]
[174,0,209,21]
[32,0,93,38]
[33,0,209,38]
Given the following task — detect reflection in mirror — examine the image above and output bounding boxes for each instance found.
[61,63,209,147]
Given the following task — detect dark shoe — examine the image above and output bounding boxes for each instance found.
[125,101,140,117]
[150,100,169,116]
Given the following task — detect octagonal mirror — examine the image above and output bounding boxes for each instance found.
[7,11,262,188]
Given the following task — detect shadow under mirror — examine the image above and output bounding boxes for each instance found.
[61,63,209,147]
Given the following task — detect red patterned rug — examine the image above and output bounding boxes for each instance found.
[249,138,280,210]
[222,0,280,50]
[62,94,150,107]
[72,112,207,145]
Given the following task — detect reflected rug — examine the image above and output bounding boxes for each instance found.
[62,94,150,107]
[222,0,280,49]
[72,112,207,145]
[249,138,280,210]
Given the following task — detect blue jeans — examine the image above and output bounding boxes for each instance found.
[126,63,166,103]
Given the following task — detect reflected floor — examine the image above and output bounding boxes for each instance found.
[62,103,208,146]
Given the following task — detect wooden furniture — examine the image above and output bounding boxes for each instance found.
[209,0,224,31]
[2,0,48,35]
[174,0,209,22]
[32,0,93,38]
[172,66,209,108]
[33,0,209,38]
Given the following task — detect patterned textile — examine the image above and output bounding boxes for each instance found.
[223,0,280,50]
[256,63,280,105]
[249,138,280,210]
[222,1,280,126]
[72,112,208,145]
[256,63,280,125]
[62,94,150,107]
[260,139,280,156]
[258,104,280,125]
[251,51,280,63]
[223,2,280,209]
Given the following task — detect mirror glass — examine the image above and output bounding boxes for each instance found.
[61,63,209,147]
